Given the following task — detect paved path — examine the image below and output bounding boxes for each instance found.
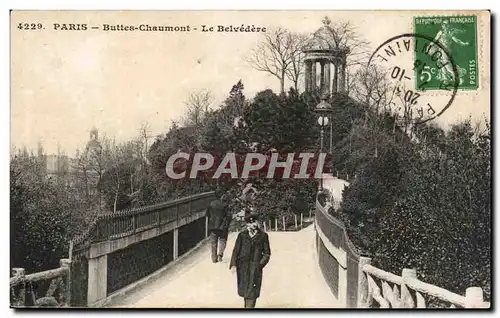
[111,224,340,308]
[322,173,350,202]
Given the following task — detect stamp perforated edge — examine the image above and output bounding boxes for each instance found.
[409,12,488,97]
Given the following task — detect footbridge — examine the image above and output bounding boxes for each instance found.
[10,175,490,309]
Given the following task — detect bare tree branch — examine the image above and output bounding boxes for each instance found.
[245,28,307,93]
[284,32,309,91]
[313,17,371,67]
[183,89,213,127]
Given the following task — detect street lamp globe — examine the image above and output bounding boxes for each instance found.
[314,93,333,192]
[314,93,333,127]
[317,116,329,127]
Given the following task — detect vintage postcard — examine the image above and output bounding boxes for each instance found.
[10,10,491,309]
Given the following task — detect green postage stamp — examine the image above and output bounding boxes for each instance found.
[414,15,478,90]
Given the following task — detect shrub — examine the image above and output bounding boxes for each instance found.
[338,119,491,302]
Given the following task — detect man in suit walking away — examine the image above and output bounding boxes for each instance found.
[229,213,271,308]
[206,194,232,263]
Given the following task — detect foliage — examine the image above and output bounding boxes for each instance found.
[337,118,491,302]
[11,129,160,272]
[11,152,74,272]
[245,88,318,152]
[149,83,323,221]
[11,19,490,304]
[252,179,317,219]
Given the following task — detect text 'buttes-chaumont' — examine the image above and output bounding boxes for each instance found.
[101,24,267,33]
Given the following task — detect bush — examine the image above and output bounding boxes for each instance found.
[11,155,73,272]
[338,119,491,302]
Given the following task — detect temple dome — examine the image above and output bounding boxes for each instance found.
[305,28,333,51]
[302,17,349,94]
[303,17,350,57]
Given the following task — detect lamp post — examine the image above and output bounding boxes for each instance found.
[314,93,333,192]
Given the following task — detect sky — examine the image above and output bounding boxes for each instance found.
[11,10,490,156]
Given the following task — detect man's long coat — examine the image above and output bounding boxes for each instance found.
[229,229,271,299]
[206,199,231,232]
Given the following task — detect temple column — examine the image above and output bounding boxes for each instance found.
[324,61,331,95]
[319,61,325,93]
[311,61,317,91]
[332,62,338,93]
[305,60,312,92]
[339,62,346,92]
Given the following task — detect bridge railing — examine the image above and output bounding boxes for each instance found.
[315,194,360,307]
[314,195,490,309]
[11,192,215,308]
[10,259,71,307]
[261,210,314,232]
[358,262,490,308]
[68,191,215,307]
[71,191,214,249]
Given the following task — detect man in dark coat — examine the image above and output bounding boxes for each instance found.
[206,195,232,263]
[229,214,271,308]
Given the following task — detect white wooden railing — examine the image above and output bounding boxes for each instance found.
[358,257,490,309]
[10,259,71,307]
[261,210,314,232]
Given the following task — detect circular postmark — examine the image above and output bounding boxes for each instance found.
[367,33,459,125]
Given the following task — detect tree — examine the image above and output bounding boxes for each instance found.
[245,28,307,93]
[245,88,317,153]
[201,80,248,153]
[350,62,419,159]
[183,89,213,127]
[351,64,394,122]
[98,148,136,212]
[138,122,153,161]
[337,118,491,304]
[314,16,370,67]
[245,89,282,149]
[285,33,309,91]
[11,147,76,272]
[182,89,214,150]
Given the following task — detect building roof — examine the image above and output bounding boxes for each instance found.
[303,17,350,57]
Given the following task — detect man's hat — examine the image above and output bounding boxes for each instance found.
[244,213,259,223]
